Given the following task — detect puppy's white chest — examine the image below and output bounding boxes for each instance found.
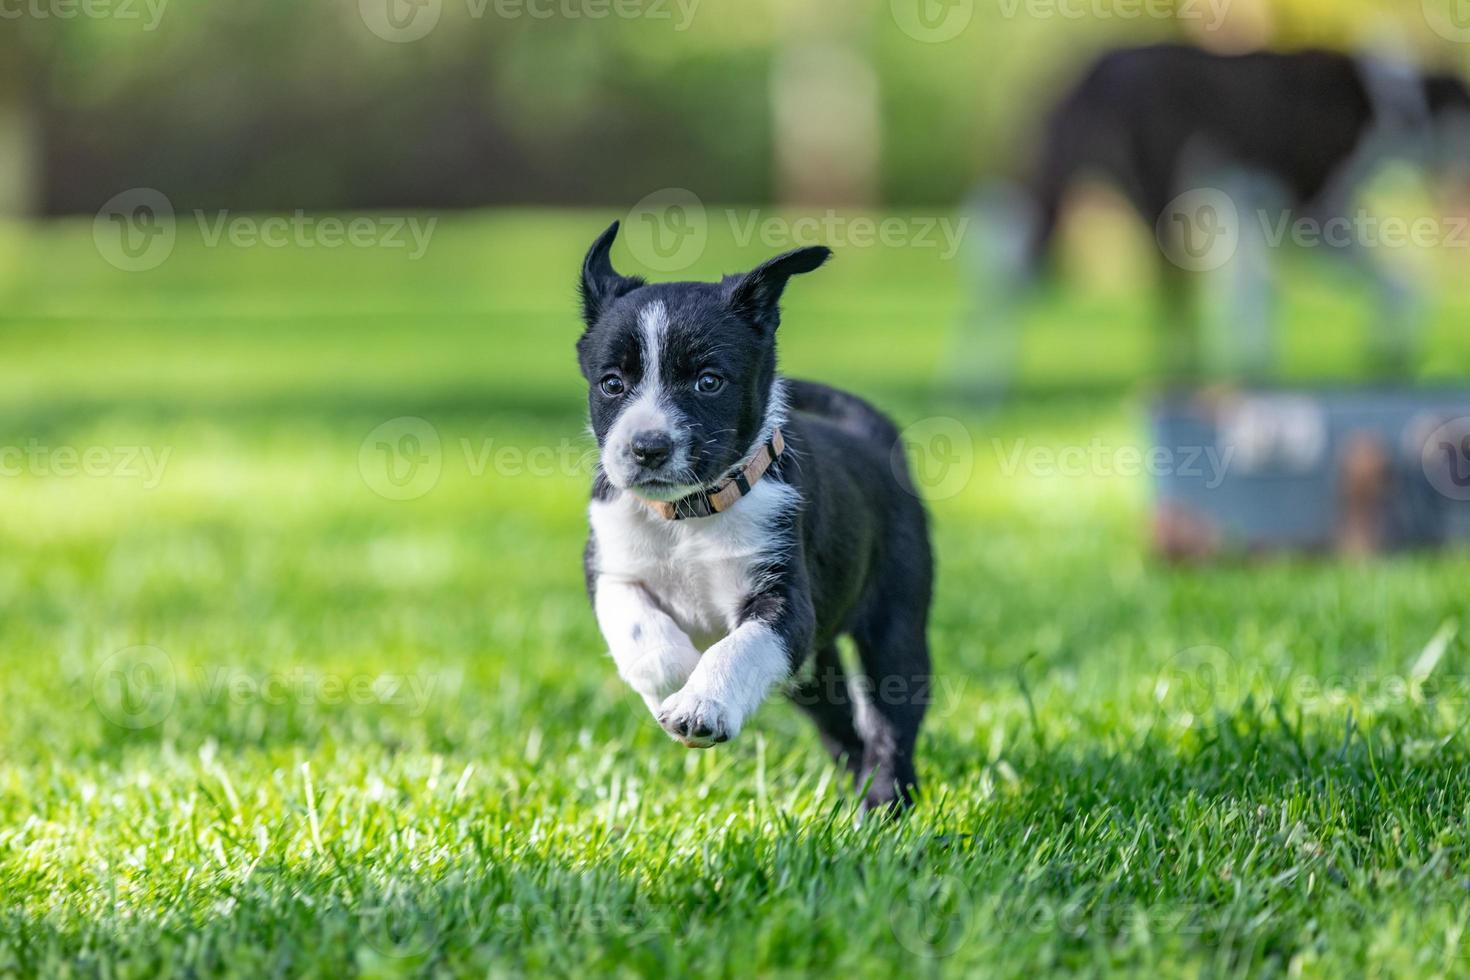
[589,482,797,647]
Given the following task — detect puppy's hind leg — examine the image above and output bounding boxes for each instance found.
[788,643,864,778]
[850,612,930,815]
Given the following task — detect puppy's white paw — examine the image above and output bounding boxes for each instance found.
[620,638,701,709]
[657,689,738,748]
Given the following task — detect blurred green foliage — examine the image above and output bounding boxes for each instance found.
[5,0,1470,212]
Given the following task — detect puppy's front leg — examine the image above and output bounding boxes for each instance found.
[657,617,795,748]
[594,577,702,715]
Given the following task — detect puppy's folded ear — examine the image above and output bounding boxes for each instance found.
[580,221,645,326]
[726,245,832,332]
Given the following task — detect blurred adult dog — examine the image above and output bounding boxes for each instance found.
[1016,44,1470,376]
[577,222,933,812]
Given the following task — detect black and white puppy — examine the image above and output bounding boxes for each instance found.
[577,221,933,811]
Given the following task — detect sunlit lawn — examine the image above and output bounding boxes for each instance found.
[3,210,1470,977]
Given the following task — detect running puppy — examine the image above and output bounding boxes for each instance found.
[578,222,933,811]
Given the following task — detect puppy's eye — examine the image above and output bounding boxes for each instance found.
[695,372,724,394]
[599,376,626,397]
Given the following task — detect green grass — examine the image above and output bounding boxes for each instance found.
[4,210,1470,977]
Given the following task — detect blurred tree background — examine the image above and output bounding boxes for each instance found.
[2,0,1468,216]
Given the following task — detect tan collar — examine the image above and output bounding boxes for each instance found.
[641,428,786,521]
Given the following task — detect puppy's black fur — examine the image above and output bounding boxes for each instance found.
[578,222,933,811]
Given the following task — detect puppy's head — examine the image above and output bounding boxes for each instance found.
[576,221,829,500]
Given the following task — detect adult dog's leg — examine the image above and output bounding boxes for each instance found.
[1303,182,1423,375]
[1217,171,1280,381]
[1318,217,1423,376]
[1156,242,1204,382]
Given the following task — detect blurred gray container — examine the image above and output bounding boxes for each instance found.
[1152,389,1470,557]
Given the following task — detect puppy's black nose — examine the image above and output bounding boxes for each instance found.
[630,431,673,468]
